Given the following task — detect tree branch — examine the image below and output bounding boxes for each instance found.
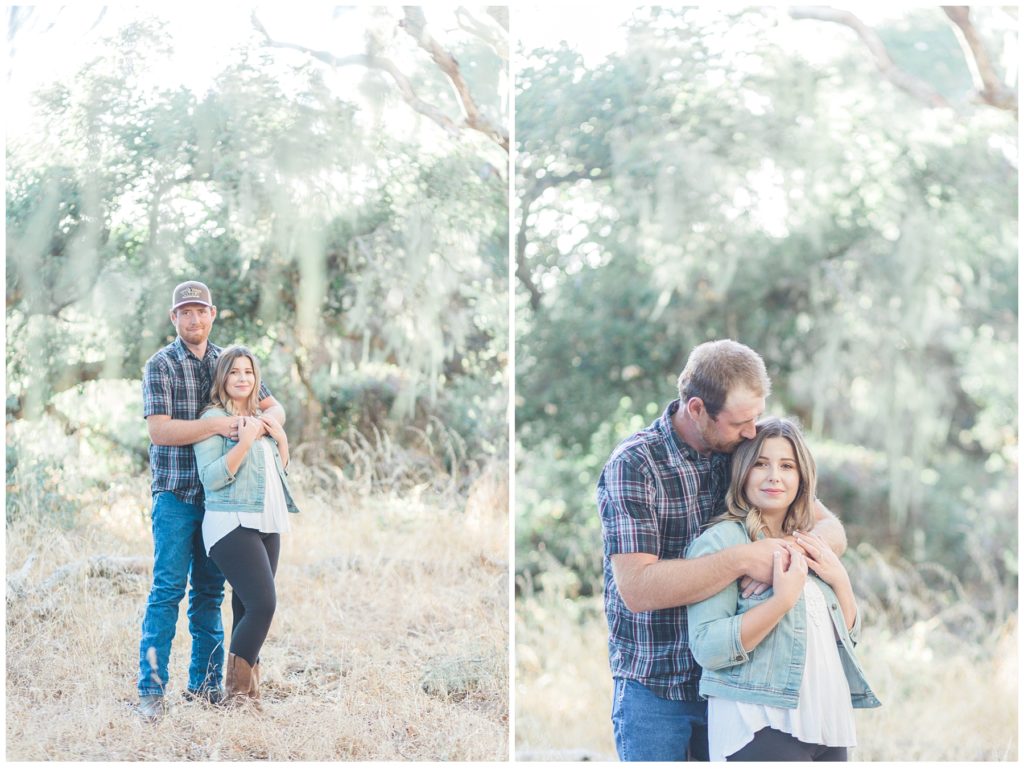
[400,8,509,152]
[516,170,612,311]
[454,7,508,61]
[253,11,507,153]
[7,357,128,422]
[515,192,543,312]
[789,6,951,109]
[485,7,509,32]
[253,12,464,142]
[942,6,1018,114]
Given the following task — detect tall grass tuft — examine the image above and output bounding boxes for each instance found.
[515,547,1017,762]
[6,425,508,761]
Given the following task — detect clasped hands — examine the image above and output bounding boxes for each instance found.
[738,530,843,598]
[218,415,286,444]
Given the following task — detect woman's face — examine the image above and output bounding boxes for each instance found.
[225,356,256,403]
[743,436,800,516]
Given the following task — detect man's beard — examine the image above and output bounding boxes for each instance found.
[701,425,741,454]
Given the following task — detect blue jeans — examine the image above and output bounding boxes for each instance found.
[611,678,709,761]
[137,492,225,696]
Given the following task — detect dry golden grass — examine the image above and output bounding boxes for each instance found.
[515,576,1018,762]
[6,460,509,761]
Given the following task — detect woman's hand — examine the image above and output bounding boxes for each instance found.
[238,415,265,445]
[261,413,290,469]
[223,416,264,477]
[737,544,807,652]
[796,529,858,630]
[260,414,287,445]
[795,530,850,591]
[771,544,808,609]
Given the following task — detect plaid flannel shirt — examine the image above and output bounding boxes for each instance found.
[597,399,731,701]
[142,338,271,505]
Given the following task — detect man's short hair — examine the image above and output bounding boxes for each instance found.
[676,339,771,418]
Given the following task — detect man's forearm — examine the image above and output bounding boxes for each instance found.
[612,547,751,613]
[811,501,847,557]
[262,402,286,425]
[148,417,224,447]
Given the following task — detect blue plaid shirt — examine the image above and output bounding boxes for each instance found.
[142,338,271,505]
[597,399,731,701]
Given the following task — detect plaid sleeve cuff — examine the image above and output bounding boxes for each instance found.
[600,454,661,556]
[142,358,171,417]
[604,528,661,556]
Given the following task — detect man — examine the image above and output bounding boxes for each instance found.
[136,280,286,719]
[597,339,845,761]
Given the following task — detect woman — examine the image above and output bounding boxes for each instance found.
[686,417,879,761]
[193,345,298,708]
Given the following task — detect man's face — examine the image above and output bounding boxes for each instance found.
[696,387,765,454]
[170,303,216,346]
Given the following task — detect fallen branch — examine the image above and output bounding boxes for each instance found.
[6,553,37,596]
[9,555,150,599]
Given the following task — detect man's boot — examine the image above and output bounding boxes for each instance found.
[184,684,224,705]
[136,694,166,721]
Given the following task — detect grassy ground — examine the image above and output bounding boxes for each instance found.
[515,573,1018,762]
[6,457,509,761]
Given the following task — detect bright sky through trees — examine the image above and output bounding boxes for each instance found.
[6,5,470,139]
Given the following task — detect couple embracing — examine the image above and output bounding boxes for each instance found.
[136,281,299,719]
[598,339,881,762]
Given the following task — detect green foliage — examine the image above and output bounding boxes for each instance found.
[516,8,1017,596]
[6,11,508,485]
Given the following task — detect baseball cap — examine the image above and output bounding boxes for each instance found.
[171,281,214,311]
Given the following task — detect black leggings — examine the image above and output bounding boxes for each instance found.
[208,527,280,666]
[727,727,848,762]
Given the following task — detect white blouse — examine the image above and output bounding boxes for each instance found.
[708,579,858,761]
[202,438,292,555]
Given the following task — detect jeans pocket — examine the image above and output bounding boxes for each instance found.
[151,490,169,515]
[611,677,626,720]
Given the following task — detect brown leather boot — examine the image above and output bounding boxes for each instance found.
[248,661,261,704]
[223,653,254,707]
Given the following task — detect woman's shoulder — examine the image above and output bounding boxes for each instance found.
[688,519,749,555]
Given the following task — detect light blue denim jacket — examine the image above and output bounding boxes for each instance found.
[192,407,299,514]
[686,520,880,710]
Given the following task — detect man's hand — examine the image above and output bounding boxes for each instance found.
[739,576,771,598]
[738,536,810,598]
[214,415,240,441]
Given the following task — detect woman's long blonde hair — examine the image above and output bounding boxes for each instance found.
[712,416,817,541]
[207,345,262,417]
